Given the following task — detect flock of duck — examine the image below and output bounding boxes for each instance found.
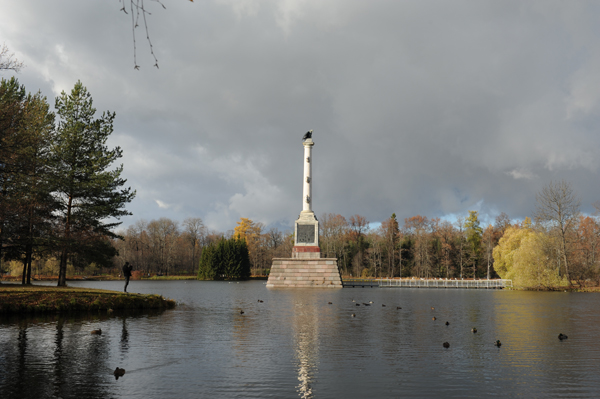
[237,299,570,350]
[238,299,534,349]
[87,296,570,381]
[304,299,566,349]
[343,301,511,349]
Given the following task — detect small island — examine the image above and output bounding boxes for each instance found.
[0,285,176,314]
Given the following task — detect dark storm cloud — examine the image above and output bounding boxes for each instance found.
[2,0,600,231]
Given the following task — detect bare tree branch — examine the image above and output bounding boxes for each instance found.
[0,43,24,72]
[120,0,165,70]
[118,0,194,69]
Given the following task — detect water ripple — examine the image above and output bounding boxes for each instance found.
[2,282,600,398]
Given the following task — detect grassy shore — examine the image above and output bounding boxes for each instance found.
[2,274,268,282]
[0,284,176,314]
[1,275,197,282]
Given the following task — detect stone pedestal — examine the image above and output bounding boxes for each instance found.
[293,210,319,259]
[266,258,343,288]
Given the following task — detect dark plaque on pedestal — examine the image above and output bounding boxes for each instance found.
[297,224,315,244]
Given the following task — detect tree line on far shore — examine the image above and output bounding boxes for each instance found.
[5,171,598,289]
[108,180,598,289]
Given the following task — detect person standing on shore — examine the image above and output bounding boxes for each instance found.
[122,262,133,293]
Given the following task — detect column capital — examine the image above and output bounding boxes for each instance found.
[303,138,314,147]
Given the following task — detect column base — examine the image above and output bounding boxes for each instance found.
[292,246,320,259]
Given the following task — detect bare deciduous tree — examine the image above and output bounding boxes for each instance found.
[405,215,432,278]
[183,217,205,271]
[320,213,348,261]
[535,180,580,284]
[494,212,512,234]
[147,218,179,275]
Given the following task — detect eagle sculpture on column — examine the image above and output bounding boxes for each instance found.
[302,130,313,141]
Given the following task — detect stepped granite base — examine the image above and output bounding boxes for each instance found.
[266,258,343,288]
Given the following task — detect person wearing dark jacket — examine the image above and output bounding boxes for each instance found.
[122,262,133,292]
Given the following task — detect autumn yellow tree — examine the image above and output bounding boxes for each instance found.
[233,218,264,275]
[493,218,566,289]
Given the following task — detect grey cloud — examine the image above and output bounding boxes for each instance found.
[2,0,600,232]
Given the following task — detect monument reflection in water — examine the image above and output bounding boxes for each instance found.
[293,301,319,399]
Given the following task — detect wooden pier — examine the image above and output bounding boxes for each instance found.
[341,278,512,289]
[378,278,512,289]
[342,279,380,288]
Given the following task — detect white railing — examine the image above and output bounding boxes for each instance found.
[377,278,512,289]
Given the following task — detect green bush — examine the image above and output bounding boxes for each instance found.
[198,237,251,280]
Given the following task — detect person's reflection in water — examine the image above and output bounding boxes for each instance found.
[120,318,129,354]
[294,302,319,399]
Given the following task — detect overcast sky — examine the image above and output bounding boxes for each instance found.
[1,0,600,233]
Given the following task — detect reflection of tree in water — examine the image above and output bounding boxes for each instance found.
[0,317,60,398]
[17,321,27,385]
[293,302,320,399]
[53,316,114,398]
[0,314,113,398]
[0,309,170,398]
[52,317,65,397]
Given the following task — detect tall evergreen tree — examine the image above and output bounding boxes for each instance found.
[51,81,135,286]
[198,237,250,280]
[464,210,483,278]
[7,90,55,284]
[381,213,399,277]
[0,78,27,273]
[0,78,55,283]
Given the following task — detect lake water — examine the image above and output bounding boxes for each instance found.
[1,280,600,398]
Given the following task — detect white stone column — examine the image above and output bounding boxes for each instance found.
[294,136,319,256]
[302,139,313,212]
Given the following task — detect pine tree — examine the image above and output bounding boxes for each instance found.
[0,79,55,283]
[10,91,55,284]
[197,237,250,280]
[0,78,27,274]
[381,213,399,277]
[464,210,483,278]
[198,243,216,280]
[51,81,135,286]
